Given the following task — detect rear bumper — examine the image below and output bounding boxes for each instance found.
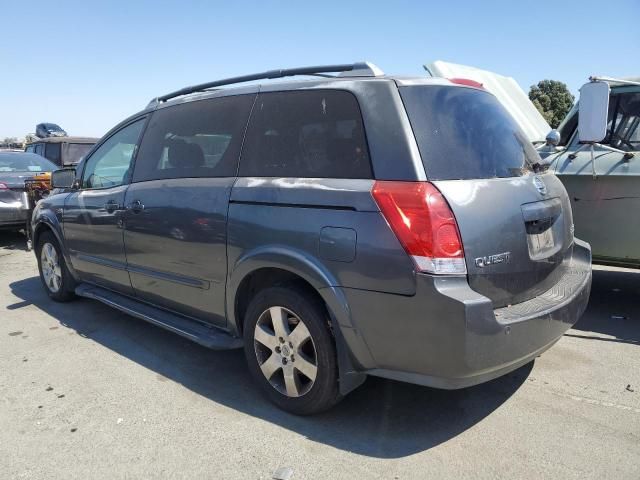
[342,239,592,389]
[0,206,28,228]
[0,191,29,228]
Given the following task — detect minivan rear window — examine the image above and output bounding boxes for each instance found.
[400,86,541,180]
[239,90,372,179]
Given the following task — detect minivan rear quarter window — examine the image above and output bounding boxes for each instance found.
[240,90,372,179]
[132,95,255,182]
[400,86,541,180]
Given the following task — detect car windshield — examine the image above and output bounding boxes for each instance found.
[0,152,58,172]
[602,91,640,151]
[400,85,541,180]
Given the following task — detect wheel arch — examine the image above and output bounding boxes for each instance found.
[227,246,370,395]
[32,212,79,281]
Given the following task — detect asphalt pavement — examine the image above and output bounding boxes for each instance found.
[1,231,638,479]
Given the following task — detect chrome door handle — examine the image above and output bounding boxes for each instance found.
[127,200,145,213]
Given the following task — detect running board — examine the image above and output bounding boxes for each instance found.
[75,284,243,350]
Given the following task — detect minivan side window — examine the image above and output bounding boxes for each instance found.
[34,144,44,156]
[82,119,145,189]
[132,95,255,182]
[25,144,35,153]
[239,90,372,178]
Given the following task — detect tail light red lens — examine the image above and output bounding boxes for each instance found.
[371,181,466,275]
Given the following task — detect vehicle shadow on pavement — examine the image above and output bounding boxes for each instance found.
[570,267,640,345]
[8,275,531,459]
[0,231,29,251]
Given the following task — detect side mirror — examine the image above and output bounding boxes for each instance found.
[578,81,610,143]
[51,168,77,189]
[545,129,561,146]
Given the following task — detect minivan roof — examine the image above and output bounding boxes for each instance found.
[154,75,474,110]
[149,62,478,110]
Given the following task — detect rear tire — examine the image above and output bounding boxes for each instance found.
[243,285,342,415]
[36,231,76,302]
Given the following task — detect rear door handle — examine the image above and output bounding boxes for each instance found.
[127,200,145,213]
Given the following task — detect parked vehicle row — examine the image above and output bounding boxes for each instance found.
[31,62,592,414]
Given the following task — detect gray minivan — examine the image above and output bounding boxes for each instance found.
[32,62,592,414]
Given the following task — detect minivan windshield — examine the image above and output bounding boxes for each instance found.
[400,85,542,180]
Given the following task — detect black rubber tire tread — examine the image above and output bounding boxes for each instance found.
[36,231,76,302]
[243,285,342,415]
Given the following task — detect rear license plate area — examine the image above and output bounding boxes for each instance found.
[527,228,555,258]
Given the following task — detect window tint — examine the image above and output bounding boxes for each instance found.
[133,95,254,182]
[82,119,145,189]
[34,144,44,156]
[66,143,93,165]
[25,145,35,153]
[400,86,540,180]
[239,90,372,178]
[45,143,62,165]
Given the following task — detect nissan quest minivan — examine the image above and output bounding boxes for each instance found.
[32,62,592,414]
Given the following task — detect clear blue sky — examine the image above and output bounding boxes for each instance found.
[1,0,638,139]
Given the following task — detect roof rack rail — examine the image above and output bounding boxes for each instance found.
[150,61,384,105]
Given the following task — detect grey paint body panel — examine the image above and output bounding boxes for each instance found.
[227,178,416,297]
[63,184,134,295]
[123,177,233,326]
[348,240,591,388]
[435,174,574,307]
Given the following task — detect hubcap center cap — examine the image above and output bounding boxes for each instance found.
[280,344,291,356]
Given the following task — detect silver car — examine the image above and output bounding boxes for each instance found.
[0,151,57,231]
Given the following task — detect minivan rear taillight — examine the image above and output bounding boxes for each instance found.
[372,181,466,275]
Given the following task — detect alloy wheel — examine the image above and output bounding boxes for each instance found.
[253,306,318,397]
[40,242,62,293]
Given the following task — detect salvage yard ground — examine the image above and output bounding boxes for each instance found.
[1,231,639,479]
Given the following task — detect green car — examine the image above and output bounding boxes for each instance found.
[543,77,640,268]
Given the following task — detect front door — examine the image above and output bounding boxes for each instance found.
[63,118,146,294]
[122,94,255,325]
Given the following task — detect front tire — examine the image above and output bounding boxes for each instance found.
[36,231,76,302]
[243,285,341,415]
